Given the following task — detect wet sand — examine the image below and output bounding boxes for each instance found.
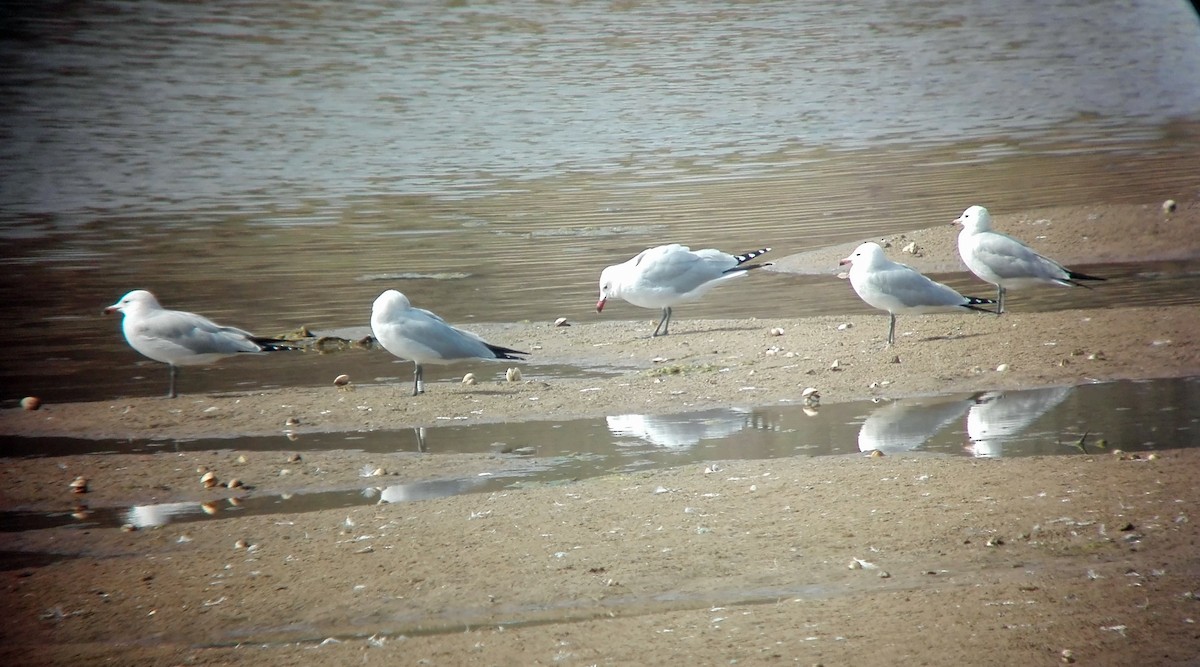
[2,201,1200,665]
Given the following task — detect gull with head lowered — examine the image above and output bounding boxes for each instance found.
[596,243,771,336]
[370,289,528,396]
[954,205,1105,313]
[104,289,295,398]
[839,242,995,345]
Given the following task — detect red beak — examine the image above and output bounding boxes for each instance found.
[596,297,606,312]
[838,258,851,266]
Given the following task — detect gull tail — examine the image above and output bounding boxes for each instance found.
[961,296,998,314]
[725,247,772,273]
[1064,268,1106,288]
[486,343,529,361]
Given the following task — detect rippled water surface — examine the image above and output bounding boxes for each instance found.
[1,0,1199,402]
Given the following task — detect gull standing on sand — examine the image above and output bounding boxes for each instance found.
[955,205,1105,313]
[839,242,996,345]
[104,289,294,398]
[596,244,771,336]
[370,289,528,396]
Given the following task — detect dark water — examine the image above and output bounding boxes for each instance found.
[4,376,1196,532]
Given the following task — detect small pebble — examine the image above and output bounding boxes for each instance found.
[1162,199,1177,214]
[234,539,249,550]
[902,241,918,255]
[553,317,570,327]
[869,449,884,458]
[121,523,137,532]
[1061,649,1076,663]
[333,374,352,389]
[506,367,522,383]
[286,453,302,463]
[69,476,88,494]
[226,478,244,489]
[995,363,1009,372]
[769,327,785,336]
[285,417,300,426]
[20,396,41,411]
[462,373,477,386]
[829,359,841,371]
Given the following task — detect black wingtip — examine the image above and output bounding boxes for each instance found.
[733,247,771,265]
[962,296,998,314]
[253,337,301,352]
[724,248,771,274]
[487,343,529,361]
[1067,270,1106,283]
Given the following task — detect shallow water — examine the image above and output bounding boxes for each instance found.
[5,376,1196,532]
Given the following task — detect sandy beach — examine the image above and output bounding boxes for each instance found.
[2,201,1200,666]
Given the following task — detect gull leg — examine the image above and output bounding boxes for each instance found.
[652,306,672,337]
[887,313,897,346]
[997,286,1005,315]
[412,363,424,396]
[167,365,178,399]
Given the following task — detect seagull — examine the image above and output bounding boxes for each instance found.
[370,289,528,396]
[954,205,1105,313]
[839,242,995,345]
[103,289,295,398]
[596,244,771,336]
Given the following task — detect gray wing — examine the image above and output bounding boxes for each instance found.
[632,245,734,295]
[137,309,263,356]
[869,262,968,309]
[970,232,1069,281]
[384,309,499,362]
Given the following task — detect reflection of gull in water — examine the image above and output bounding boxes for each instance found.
[858,397,972,454]
[606,408,751,449]
[376,477,486,504]
[125,501,202,528]
[966,386,1074,457]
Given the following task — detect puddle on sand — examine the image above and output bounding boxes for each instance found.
[3,376,1197,533]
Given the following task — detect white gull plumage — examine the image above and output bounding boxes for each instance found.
[104,289,292,398]
[596,243,770,336]
[839,242,995,345]
[370,289,527,396]
[954,205,1105,313]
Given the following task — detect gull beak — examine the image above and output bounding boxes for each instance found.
[951,215,964,226]
[595,297,606,313]
[838,257,852,266]
[103,305,119,315]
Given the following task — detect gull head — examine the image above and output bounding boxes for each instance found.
[596,266,618,312]
[104,289,161,316]
[839,242,886,269]
[372,290,412,321]
[953,205,991,232]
